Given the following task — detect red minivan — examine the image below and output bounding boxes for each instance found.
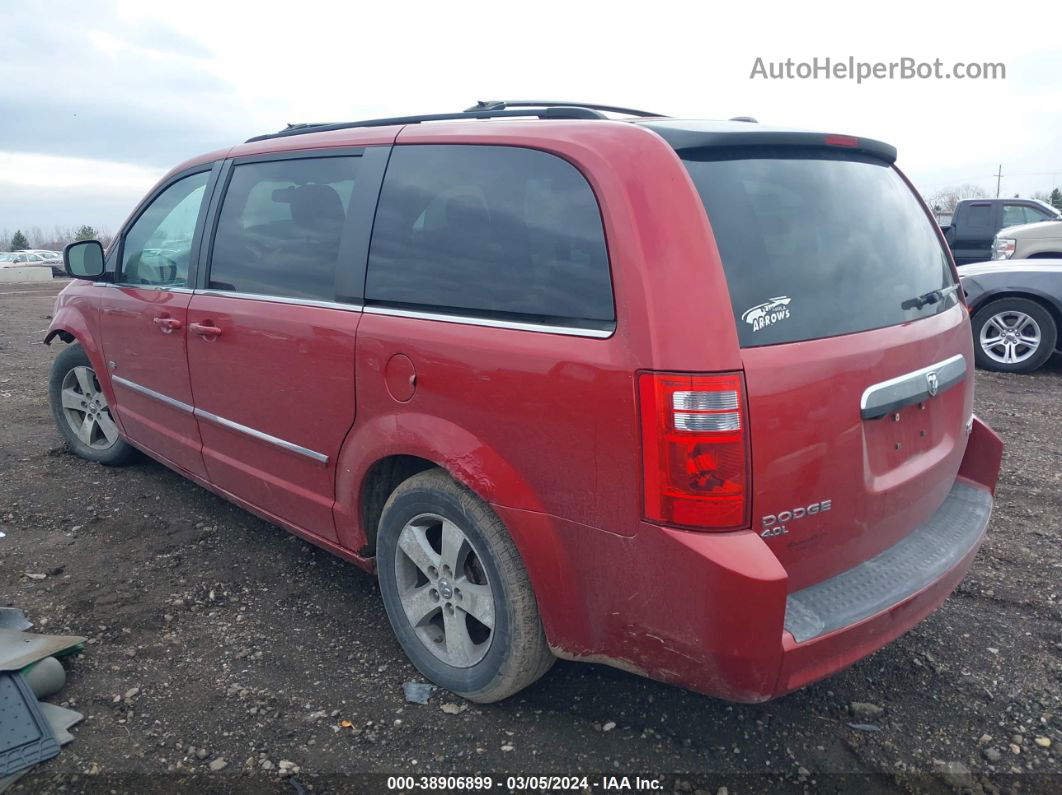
[49,102,1003,703]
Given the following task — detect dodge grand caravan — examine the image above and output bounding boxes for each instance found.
[48,101,1003,703]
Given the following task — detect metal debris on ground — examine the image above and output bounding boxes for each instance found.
[0,629,85,671]
[0,610,30,632]
[402,681,435,704]
[847,723,883,732]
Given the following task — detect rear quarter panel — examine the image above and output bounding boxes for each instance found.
[336,123,747,552]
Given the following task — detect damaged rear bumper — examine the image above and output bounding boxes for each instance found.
[500,415,1003,702]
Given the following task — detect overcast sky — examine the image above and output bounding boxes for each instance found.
[2,0,1061,236]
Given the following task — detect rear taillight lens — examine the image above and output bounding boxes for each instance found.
[638,371,750,530]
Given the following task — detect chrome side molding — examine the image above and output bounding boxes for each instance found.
[363,305,614,339]
[194,289,363,313]
[194,409,329,464]
[110,375,328,464]
[860,353,967,420]
[111,375,194,414]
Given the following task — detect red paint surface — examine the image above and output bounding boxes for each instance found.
[46,118,1003,701]
[186,295,360,541]
[99,287,207,478]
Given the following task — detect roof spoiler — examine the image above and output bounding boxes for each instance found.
[645,125,897,164]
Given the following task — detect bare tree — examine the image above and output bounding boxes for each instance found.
[925,184,990,213]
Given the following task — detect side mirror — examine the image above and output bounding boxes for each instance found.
[64,240,105,280]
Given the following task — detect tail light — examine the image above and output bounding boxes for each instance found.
[638,371,750,530]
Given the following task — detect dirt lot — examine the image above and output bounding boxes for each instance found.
[1,281,1059,794]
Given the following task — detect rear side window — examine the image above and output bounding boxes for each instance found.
[209,156,360,301]
[680,148,956,347]
[965,203,994,233]
[366,145,614,328]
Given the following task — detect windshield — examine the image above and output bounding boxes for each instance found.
[1033,199,1062,218]
[680,148,957,347]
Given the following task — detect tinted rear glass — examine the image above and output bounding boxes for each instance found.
[366,145,614,328]
[680,148,956,347]
[965,203,994,233]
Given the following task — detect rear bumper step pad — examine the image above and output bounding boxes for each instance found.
[784,481,992,643]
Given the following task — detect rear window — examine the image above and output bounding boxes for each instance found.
[680,148,956,347]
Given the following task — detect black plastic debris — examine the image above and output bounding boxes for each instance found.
[0,672,60,777]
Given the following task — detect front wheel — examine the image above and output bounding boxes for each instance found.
[376,469,554,702]
[49,343,136,465]
[971,298,1057,374]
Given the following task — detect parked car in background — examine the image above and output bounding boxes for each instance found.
[942,198,1060,265]
[0,250,62,276]
[959,259,1062,373]
[992,218,1062,262]
[46,101,1002,703]
[28,250,65,276]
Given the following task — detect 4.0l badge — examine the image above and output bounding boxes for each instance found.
[759,499,832,538]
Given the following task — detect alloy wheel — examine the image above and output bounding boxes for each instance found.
[979,311,1041,365]
[394,513,495,668]
[60,366,120,449]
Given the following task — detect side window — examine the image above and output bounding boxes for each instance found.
[208,156,361,301]
[121,171,210,287]
[1002,204,1028,227]
[965,203,994,233]
[366,145,614,327]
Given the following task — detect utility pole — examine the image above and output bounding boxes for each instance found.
[994,164,1003,197]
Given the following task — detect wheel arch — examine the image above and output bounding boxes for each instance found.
[44,328,76,345]
[334,412,546,556]
[44,306,120,415]
[357,454,437,556]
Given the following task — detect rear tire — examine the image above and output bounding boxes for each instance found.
[49,343,136,465]
[971,298,1056,374]
[376,469,554,702]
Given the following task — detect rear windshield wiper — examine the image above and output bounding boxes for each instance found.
[901,284,959,310]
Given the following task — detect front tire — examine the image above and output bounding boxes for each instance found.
[49,343,136,465]
[376,469,554,702]
[971,298,1057,374]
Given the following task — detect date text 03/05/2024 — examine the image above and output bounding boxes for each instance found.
[385,774,667,791]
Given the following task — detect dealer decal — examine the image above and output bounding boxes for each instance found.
[741,296,792,332]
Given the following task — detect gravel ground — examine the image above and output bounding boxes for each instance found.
[1,281,1060,794]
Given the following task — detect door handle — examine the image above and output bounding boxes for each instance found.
[189,321,222,339]
[153,316,183,333]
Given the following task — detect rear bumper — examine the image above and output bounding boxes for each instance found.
[504,415,1003,701]
[775,479,990,695]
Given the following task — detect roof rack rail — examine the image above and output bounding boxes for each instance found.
[245,100,668,143]
[464,100,666,118]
